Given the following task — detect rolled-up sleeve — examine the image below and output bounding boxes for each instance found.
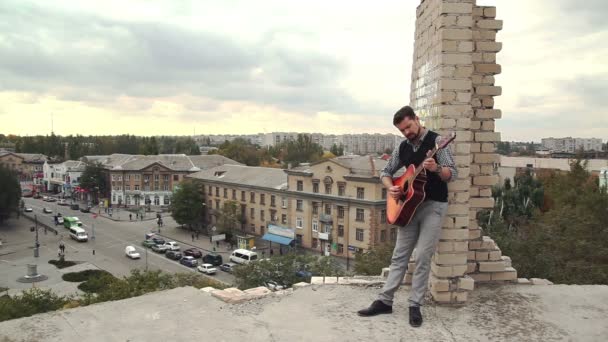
[435,135,458,182]
[380,145,405,179]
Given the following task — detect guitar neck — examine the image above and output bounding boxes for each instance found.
[413,147,438,177]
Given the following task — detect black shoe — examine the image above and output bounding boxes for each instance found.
[357,300,393,317]
[409,306,423,327]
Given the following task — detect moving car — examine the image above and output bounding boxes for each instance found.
[165,250,183,260]
[125,246,141,259]
[219,263,236,273]
[43,208,52,214]
[80,206,91,213]
[197,263,217,275]
[69,227,88,242]
[179,256,198,267]
[151,244,169,253]
[182,248,203,258]
[58,199,68,206]
[46,197,57,202]
[24,207,33,212]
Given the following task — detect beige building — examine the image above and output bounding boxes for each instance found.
[188,155,393,258]
[0,152,24,174]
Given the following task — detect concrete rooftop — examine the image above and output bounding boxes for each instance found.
[0,283,606,341]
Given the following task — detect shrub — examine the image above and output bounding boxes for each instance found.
[62,269,112,282]
[49,259,77,269]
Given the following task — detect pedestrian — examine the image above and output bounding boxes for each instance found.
[356,106,456,328]
[192,233,195,242]
[209,236,212,243]
[216,241,220,248]
[270,249,274,257]
[136,212,139,219]
[129,213,132,221]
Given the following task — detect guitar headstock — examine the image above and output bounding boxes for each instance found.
[438,131,456,150]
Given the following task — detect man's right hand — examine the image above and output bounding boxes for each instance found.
[388,185,403,200]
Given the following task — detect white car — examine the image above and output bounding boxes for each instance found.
[24,207,33,212]
[197,263,217,275]
[164,241,180,251]
[43,208,52,214]
[125,246,141,259]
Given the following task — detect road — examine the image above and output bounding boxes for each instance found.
[21,197,235,285]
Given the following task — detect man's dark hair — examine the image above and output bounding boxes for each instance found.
[393,106,416,125]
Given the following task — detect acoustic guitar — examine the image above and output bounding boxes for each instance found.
[386,132,456,226]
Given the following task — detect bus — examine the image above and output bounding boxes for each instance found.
[63,217,80,229]
[69,227,88,242]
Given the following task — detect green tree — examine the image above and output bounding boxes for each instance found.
[270,134,323,167]
[170,181,204,229]
[330,143,345,156]
[211,138,261,166]
[0,165,21,224]
[353,243,395,276]
[215,200,244,242]
[79,162,107,204]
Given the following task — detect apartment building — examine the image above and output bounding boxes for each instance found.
[187,155,393,257]
[542,137,603,153]
[338,133,397,155]
[42,160,86,195]
[86,154,241,207]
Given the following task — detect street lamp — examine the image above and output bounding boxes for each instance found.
[29,215,40,258]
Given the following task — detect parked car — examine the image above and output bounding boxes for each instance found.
[265,281,286,291]
[151,237,166,245]
[197,263,217,275]
[80,206,91,213]
[219,263,236,273]
[70,204,80,210]
[202,253,223,266]
[179,256,198,267]
[46,197,57,202]
[42,208,52,214]
[58,199,68,206]
[42,196,48,201]
[142,240,156,248]
[125,246,141,259]
[163,241,180,251]
[182,248,203,258]
[33,194,42,199]
[24,207,33,212]
[151,244,169,253]
[165,250,183,260]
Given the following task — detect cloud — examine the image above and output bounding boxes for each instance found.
[0,0,378,117]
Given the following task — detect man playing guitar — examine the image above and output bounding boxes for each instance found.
[357,105,457,328]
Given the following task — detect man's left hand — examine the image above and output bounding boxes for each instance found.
[422,158,439,173]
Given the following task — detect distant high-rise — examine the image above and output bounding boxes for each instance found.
[541,137,603,153]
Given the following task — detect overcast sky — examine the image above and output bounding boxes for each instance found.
[0,0,606,141]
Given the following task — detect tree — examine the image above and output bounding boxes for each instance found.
[211,139,262,166]
[215,200,244,242]
[0,165,21,224]
[270,134,324,167]
[354,243,395,276]
[331,143,345,156]
[79,162,107,204]
[170,181,204,229]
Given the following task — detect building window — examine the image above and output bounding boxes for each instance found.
[164,196,170,205]
[270,195,276,207]
[208,186,212,195]
[260,194,265,205]
[125,175,130,181]
[135,174,140,181]
[297,180,303,191]
[164,175,169,182]
[357,187,364,199]
[163,183,169,191]
[215,187,220,197]
[338,183,345,196]
[380,230,386,242]
[356,209,365,222]
[282,197,287,208]
[281,214,287,224]
[324,183,331,195]
[356,229,364,241]
[338,225,344,237]
[260,210,265,221]
[382,188,387,200]
[296,200,303,211]
[215,200,220,209]
[380,209,386,223]
[313,182,319,193]
[154,174,159,181]
[250,192,255,203]
[125,185,130,191]
[312,220,318,232]
[312,238,318,249]
[250,208,255,219]
[337,243,344,254]
[241,191,246,201]
[250,224,255,233]
[135,185,140,191]
[324,204,331,215]
[171,174,178,181]
[296,217,303,229]
[390,228,397,241]
[337,206,345,218]
[232,189,236,200]
[270,209,277,221]
[224,188,228,198]
[312,202,319,215]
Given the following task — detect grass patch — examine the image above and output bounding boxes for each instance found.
[48,259,77,269]
[62,269,113,282]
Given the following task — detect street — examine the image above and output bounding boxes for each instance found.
[11,197,236,285]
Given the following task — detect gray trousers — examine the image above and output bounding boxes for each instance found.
[378,200,448,307]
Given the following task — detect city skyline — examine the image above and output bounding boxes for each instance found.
[1,0,606,141]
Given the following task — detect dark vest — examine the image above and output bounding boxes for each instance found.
[398,130,448,202]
